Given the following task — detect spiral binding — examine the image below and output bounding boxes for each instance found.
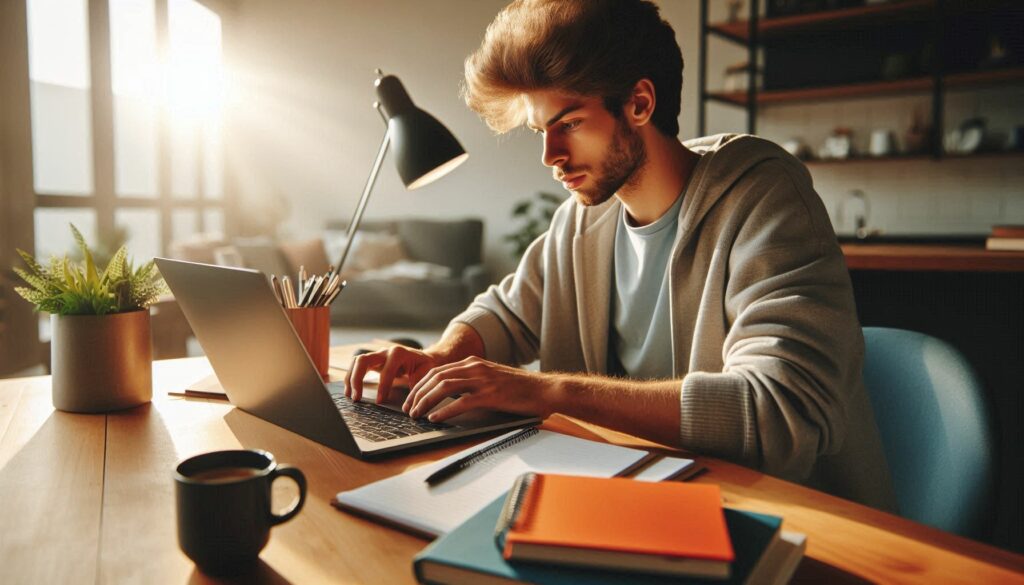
[494,472,538,550]
[462,426,538,469]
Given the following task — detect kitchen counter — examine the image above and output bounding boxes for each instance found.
[840,242,1024,272]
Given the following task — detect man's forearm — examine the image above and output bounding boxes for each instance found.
[547,374,682,447]
[425,321,486,365]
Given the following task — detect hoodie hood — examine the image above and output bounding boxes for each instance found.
[678,134,808,247]
[573,133,803,243]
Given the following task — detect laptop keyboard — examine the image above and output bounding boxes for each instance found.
[331,394,452,442]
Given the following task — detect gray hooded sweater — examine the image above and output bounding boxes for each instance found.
[453,134,897,512]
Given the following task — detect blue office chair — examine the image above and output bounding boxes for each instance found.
[861,327,995,539]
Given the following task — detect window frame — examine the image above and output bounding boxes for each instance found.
[32,0,231,257]
[1,0,233,373]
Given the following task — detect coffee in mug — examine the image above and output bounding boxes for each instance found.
[189,467,265,483]
[174,449,306,575]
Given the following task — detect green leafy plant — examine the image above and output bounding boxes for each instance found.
[13,224,168,316]
[504,191,564,260]
[68,225,128,269]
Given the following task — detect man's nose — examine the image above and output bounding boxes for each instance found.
[542,133,568,169]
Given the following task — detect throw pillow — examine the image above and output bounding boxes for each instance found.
[343,231,408,276]
[359,260,452,282]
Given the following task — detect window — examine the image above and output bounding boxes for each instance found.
[27,0,228,268]
[27,0,94,196]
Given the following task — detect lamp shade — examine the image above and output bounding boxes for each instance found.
[375,75,468,189]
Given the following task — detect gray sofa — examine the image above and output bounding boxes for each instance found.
[327,218,489,328]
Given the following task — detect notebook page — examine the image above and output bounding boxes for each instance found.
[633,456,696,482]
[335,429,649,537]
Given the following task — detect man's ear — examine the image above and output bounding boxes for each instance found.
[624,78,656,128]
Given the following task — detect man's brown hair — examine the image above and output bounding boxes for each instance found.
[463,0,683,136]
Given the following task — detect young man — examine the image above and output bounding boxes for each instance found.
[347,0,896,510]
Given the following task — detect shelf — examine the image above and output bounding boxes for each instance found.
[705,67,1024,106]
[708,0,935,44]
[805,151,1024,166]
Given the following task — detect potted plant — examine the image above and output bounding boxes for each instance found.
[504,192,564,260]
[13,224,168,413]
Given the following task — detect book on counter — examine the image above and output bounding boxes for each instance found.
[495,473,733,579]
[986,225,1024,251]
[414,487,806,585]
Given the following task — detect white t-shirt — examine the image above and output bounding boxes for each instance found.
[610,191,684,379]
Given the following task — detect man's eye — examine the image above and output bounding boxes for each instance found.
[562,120,581,131]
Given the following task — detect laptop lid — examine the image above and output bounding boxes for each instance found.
[156,258,360,456]
[155,258,539,458]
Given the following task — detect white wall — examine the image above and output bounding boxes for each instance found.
[225,0,1023,281]
[756,90,1024,237]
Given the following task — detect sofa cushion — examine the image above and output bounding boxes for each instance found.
[359,260,451,281]
[346,231,408,274]
[330,277,470,328]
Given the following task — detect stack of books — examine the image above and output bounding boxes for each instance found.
[413,474,806,585]
[986,225,1024,251]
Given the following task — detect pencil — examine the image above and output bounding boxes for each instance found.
[307,275,327,307]
[271,275,284,307]
[301,275,322,307]
[282,276,295,308]
[321,274,341,305]
[325,280,346,305]
[297,276,311,306]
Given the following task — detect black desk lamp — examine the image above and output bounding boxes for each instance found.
[335,70,468,272]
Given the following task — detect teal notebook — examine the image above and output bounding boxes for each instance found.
[413,494,805,585]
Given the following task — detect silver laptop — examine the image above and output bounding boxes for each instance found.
[155,258,539,458]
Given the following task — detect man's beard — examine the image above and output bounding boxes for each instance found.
[571,119,647,207]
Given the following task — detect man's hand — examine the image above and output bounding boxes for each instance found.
[346,322,488,405]
[344,345,439,405]
[403,356,560,422]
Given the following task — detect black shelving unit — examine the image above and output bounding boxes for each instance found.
[697,0,1024,161]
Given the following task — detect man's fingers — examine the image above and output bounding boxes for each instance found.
[409,356,481,393]
[404,363,459,412]
[405,360,435,392]
[409,377,475,419]
[348,351,385,403]
[425,393,480,423]
[404,359,486,413]
[376,347,414,404]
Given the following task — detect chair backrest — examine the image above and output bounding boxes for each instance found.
[862,327,995,539]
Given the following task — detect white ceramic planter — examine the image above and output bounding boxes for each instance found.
[50,310,152,413]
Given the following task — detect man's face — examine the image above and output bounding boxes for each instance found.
[524,90,646,206]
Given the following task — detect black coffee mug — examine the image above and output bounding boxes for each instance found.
[174,449,306,575]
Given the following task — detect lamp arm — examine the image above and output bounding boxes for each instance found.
[335,127,391,273]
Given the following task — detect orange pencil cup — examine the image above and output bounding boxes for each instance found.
[287,306,331,378]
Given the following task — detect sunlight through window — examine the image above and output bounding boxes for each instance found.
[26,0,94,195]
[111,0,159,197]
[168,0,224,122]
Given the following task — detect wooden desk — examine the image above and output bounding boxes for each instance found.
[1,352,1022,584]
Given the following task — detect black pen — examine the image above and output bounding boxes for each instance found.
[424,426,539,486]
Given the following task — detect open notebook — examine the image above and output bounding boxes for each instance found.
[334,429,654,537]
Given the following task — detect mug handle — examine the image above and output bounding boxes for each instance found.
[268,465,307,525]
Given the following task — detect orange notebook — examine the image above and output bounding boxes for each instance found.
[495,473,735,579]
